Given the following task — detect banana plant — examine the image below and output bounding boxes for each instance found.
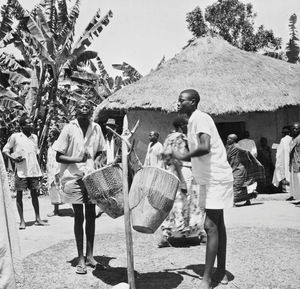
[0,0,113,165]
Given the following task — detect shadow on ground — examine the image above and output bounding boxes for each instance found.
[235,202,264,207]
[58,208,74,217]
[68,255,115,268]
[93,266,184,289]
[185,264,235,288]
[168,236,202,247]
[24,219,48,227]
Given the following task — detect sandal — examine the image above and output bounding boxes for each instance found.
[75,264,87,274]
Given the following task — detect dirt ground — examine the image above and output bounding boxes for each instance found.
[13,194,300,289]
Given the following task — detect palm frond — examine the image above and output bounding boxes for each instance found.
[0,3,14,40]
[72,10,113,56]
[0,97,25,109]
[0,0,28,41]
[112,62,142,85]
[34,6,56,55]
[76,50,97,63]
[46,0,57,33]
[0,31,16,47]
[57,0,68,32]
[88,60,97,73]
[20,30,54,63]
[58,0,80,43]
[96,56,109,79]
[0,52,31,77]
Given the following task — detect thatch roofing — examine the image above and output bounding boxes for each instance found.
[96,36,300,115]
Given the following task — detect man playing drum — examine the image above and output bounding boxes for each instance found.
[174,89,233,289]
[53,99,106,274]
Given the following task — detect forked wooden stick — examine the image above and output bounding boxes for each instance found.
[121,115,136,289]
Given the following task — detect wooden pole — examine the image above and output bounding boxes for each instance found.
[122,114,136,289]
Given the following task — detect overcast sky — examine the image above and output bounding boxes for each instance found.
[17,0,300,76]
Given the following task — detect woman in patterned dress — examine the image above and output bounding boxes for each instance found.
[158,116,206,247]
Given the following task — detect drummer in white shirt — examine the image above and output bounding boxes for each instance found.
[174,89,233,289]
[53,100,106,274]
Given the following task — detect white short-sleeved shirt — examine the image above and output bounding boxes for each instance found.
[144,141,164,168]
[2,132,42,178]
[188,110,233,185]
[52,120,106,186]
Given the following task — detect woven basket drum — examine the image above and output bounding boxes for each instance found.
[82,164,123,218]
[129,166,179,233]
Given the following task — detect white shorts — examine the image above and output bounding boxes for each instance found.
[199,181,233,209]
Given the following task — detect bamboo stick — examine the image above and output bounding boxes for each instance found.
[122,115,136,289]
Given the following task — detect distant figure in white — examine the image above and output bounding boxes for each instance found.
[144,131,164,168]
[289,122,300,202]
[272,126,292,199]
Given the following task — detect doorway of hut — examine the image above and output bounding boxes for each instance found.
[216,121,246,145]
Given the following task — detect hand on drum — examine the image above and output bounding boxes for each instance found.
[94,155,105,169]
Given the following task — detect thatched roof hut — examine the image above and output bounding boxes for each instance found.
[96,36,300,115]
[95,36,300,162]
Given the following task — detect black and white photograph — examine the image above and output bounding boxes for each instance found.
[0,0,300,288]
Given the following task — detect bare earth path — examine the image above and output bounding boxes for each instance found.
[14,194,300,289]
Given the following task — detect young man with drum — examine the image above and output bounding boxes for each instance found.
[174,89,233,289]
[53,99,106,274]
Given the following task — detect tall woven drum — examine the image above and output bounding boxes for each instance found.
[129,166,179,233]
[82,164,123,218]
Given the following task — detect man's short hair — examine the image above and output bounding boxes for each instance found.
[282,125,291,132]
[19,115,30,127]
[180,89,200,105]
[150,131,159,138]
[75,99,91,109]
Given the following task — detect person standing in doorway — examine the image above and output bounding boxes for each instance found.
[272,126,293,199]
[257,137,275,193]
[174,89,233,289]
[289,122,300,203]
[144,130,164,168]
[3,115,46,229]
[53,99,106,274]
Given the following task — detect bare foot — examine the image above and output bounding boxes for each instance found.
[35,220,48,226]
[85,256,98,268]
[199,279,212,289]
[212,270,228,285]
[19,222,26,230]
[47,211,58,217]
[86,256,105,269]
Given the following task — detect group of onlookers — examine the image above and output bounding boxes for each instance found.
[273,123,300,203]
[1,89,299,288]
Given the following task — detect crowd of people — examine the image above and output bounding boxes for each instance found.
[1,91,299,288]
